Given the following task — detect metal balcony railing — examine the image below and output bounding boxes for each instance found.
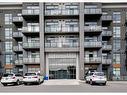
[84,26,102,32]
[23,42,40,48]
[84,41,102,48]
[84,8,102,14]
[84,57,102,63]
[102,30,112,36]
[22,9,39,15]
[102,45,112,50]
[23,58,40,63]
[13,46,23,51]
[102,15,112,21]
[13,32,23,37]
[45,42,79,48]
[102,59,112,64]
[22,27,39,33]
[15,59,23,65]
[13,17,23,22]
[45,26,79,33]
[45,9,79,15]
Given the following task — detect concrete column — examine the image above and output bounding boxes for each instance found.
[79,3,84,80]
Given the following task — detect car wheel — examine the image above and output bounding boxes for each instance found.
[86,81,88,83]
[2,83,7,86]
[37,79,40,85]
[103,82,106,86]
[90,80,93,85]
[24,83,27,85]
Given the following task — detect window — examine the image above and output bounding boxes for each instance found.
[5,69,13,73]
[5,28,12,39]
[5,42,12,52]
[113,68,120,79]
[113,27,121,38]
[5,54,13,64]
[5,14,12,25]
[27,23,39,32]
[27,67,40,73]
[85,5,97,9]
[113,39,121,51]
[113,54,120,64]
[113,12,121,23]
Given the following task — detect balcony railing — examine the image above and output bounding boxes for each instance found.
[84,26,102,32]
[15,59,23,65]
[13,32,23,37]
[13,17,23,22]
[45,26,79,33]
[84,41,102,48]
[102,30,112,36]
[102,15,112,21]
[102,59,112,64]
[22,27,39,33]
[23,42,40,48]
[45,9,79,16]
[84,57,102,63]
[84,8,102,14]
[13,46,23,51]
[102,45,112,50]
[45,42,79,48]
[23,58,40,63]
[22,9,39,15]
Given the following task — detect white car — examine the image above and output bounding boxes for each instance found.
[23,72,44,85]
[86,72,107,85]
[1,73,23,86]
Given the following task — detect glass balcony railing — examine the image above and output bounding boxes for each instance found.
[22,9,39,15]
[22,27,39,33]
[102,59,112,64]
[13,32,23,37]
[84,26,102,32]
[84,8,102,14]
[102,45,112,50]
[23,42,40,48]
[23,58,40,63]
[45,26,79,33]
[45,42,79,48]
[102,15,112,21]
[15,59,23,65]
[102,30,112,36]
[84,41,102,48]
[45,9,79,15]
[84,57,102,63]
[13,46,23,51]
[13,17,23,22]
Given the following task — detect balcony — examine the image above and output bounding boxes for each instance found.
[22,27,39,35]
[23,42,40,50]
[45,9,79,15]
[84,26,102,33]
[102,59,112,65]
[84,8,102,15]
[45,42,79,52]
[102,45,112,51]
[102,30,112,37]
[23,58,40,64]
[102,15,112,25]
[13,32,23,40]
[22,9,39,20]
[12,16,23,26]
[84,57,102,64]
[45,26,79,34]
[14,59,23,65]
[13,46,23,53]
[84,41,102,48]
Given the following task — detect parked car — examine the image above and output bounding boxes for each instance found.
[1,73,23,86]
[23,72,44,85]
[85,72,107,85]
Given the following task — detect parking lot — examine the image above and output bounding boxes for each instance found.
[0,80,127,92]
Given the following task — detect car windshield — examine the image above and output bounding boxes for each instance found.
[3,74,13,77]
[94,72,104,76]
[25,73,36,76]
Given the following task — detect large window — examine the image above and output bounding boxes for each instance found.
[113,12,121,23]
[113,39,121,52]
[5,54,13,64]
[5,42,12,52]
[5,14,12,25]
[5,28,12,39]
[27,23,39,32]
[113,68,120,80]
[113,54,120,64]
[113,27,121,38]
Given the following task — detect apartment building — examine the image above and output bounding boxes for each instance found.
[0,2,126,80]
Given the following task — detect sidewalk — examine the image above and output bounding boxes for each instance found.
[43,79,80,85]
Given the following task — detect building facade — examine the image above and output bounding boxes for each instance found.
[0,2,127,80]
